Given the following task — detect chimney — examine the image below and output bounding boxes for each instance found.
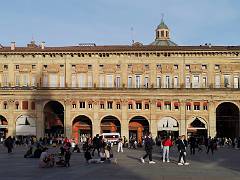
[41,41,45,50]
[11,42,16,50]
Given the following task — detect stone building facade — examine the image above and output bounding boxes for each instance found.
[0,20,239,142]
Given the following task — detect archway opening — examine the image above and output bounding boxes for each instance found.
[44,101,64,137]
[72,115,92,143]
[0,115,8,141]
[100,116,121,134]
[129,116,149,144]
[16,115,36,137]
[187,117,207,138]
[157,117,179,140]
[216,102,239,138]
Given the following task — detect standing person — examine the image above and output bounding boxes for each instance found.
[189,136,196,155]
[162,136,173,162]
[117,137,123,153]
[140,132,155,164]
[206,137,214,155]
[64,148,71,167]
[177,135,189,165]
[4,136,14,153]
[92,134,100,156]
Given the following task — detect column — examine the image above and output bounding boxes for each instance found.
[7,99,15,137]
[64,99,71,138]
[36,100,44,139]
[179,100,187,136]
[65,56,71,87]
[209,100,216,137]
[121,99,128,138]
[150,99,157,138]
[92,100,100,136]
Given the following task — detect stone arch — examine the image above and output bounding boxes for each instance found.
[100,115,121,134]
[187,116,208,137]
[0,115,8,140]
[16,115,36,136]
[216,102,240,138]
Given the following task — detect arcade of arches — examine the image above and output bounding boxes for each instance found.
[1,100,240,140]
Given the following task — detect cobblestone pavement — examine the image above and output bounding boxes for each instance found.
[0,144,240,180]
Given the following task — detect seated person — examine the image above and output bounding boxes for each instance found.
[39,148,54,168]
[24,146,33,158]
[72,144,81,153]
[84,147,103,164]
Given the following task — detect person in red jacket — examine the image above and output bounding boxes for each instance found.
[162,136,173,162]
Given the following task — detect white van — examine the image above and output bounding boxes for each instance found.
[102,133,120,145]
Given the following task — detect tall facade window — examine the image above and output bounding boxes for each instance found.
[107,101,113,109]
[185,76,191,88]
[43,74,48,87]
[80,102,85,108]
[78,73,85,88]
[224,75,231,88]
[234,76,239,88]
[164,102,171,110]
[194,102,200,111]
[186,102,191,110]
[144,77,149,88]
[215,75,221,88]
[156,76,161,88]
[2,73,8,86]
[116,103,121,109]
[192,75,200,88]
[202,77,207,88]
[128,103,133,109]
[135,75,141,88]
[49,73,57,87]
[99,75,105,88]
[71,74,77,87]
[60,74,65,87]
[136,102,142,110]
[173,76,178,88]
[23,73,30,87]
[15,74,20,86]
[165,76,170,88]
[106,74,114,88]
[115,76,121,88]
[88,75,93,87]
[128,76,132,88]
[31,75,36,87]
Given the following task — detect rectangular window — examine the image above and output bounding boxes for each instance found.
[22,101,28,110]
[88,75,93,87]
[156,76,161,88]
[88,103,93,109]
[202,65,207,70]
[145,103,149,110]
[4,65,8,70]
[203,102,208,110]
[31,75,36,87]
[60,75,65,87]
[234,76,239,88]
[202,77,207,88]
[72,103,77,109]
[128,76,132,88]
[116,103,121,109]
[135,75,141,88]
[186,102,191,111]
[215,75,220,88]
[99,75,105,88]
[186,65,190,70]
[43,74,48,87]
[194,102,200,111]
[192,75,200,88]
[80,102,85,108]
[107,101,113,109]
[78,73,85,88]
[156,101,161,110]
[49,73,57,87]
[174,76,178,88]
[136,102,142,110]
[164,102,171,110]
[71,74,77,87]
[174,64,178,70]
[215,64,220,70]
[144,77,149,88]
[106,75,114,88]
[100,103,104,109]
[224,75,231,88]
[128,103,133,109]
[115,76,121,88]
[23,73,29,87]
[165,76,170,88]
[185,76,191,88]
[174,102,179,110]
[15,74,20,86]
[15,65,19,70]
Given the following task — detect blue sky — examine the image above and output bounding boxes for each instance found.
[0,0,239,46]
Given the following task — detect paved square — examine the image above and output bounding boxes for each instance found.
[0,144,240,180]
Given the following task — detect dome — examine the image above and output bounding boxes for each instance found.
[157,20,169,29]
[150,39,177,46]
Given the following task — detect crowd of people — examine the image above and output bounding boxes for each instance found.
[2,133,240,168]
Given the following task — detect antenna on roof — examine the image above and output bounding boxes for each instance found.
[131,27,135,45]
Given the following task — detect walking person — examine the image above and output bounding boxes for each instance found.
[140,132,155,164]
[189,136,196,155]
[162,136,173,162]
[206,137,214,155]
[92,134,100,156]
[117,137,123,152]
[4,136,14,153]
[177,135,189,166]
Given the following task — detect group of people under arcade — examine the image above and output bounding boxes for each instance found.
[2,133,240,168]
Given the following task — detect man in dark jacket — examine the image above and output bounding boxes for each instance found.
[92,134,100,156]
[178,135,189,165]
[140,132,155,164]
